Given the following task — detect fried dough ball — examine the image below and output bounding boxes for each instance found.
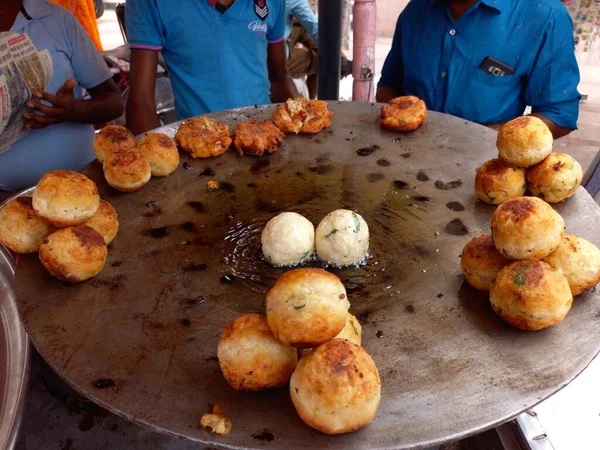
[217,314,298,391]
[273,97,333,134]
[290,339,381,434]
[315,209,369,266]
[232,120,284,156]
[298,313,362,359]
[461,234,511,291]
[475,158,527,205]
[83,200,119,245]
[526,153,583,203]
[496,116,553,167]
[94,125,136,163]
[491,197,564,260]
[543,234,600,296]
[261,212,314,266]
[266,268,349,348]
[39,226,108,282]
[33,170,100,227]
[137,133,180,177]
[175,117,232,158]
[380,95,427,132]
[490,261,572,331]
[0,198,55,253]
[103,147,152,192]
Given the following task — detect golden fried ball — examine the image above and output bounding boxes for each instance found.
[290,339,381,434]
[475,158,526,205]
[39,226,108,282]
[526,153,583,203]
[232,120,284,156]
[33,170,100,227]
[490,261,572,331]
[103,147,151,192]
[137,133,180,177]
[461,234,511,291]
[491,196,564,260]
[543,234,600,296]
[266,268,349,348]
[315,209,369,266]
[261,212,315,266]
[83,200,119,245]
[298,313,362,359]
[496,116,553,167]
[94,125,136,163]
[380,95,427,132]
[175,117,232,158]
[217,314,298,391]
[0,197,55,253]
[273,97,333,134]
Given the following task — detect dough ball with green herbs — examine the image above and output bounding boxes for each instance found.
[526,153,583,203]
[261,212,315,266]
[490,260,572,331]
[266,268,349,348]
[315,209,369,266]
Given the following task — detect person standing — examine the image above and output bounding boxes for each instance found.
[376,0,581,139]
[125,0,298,135]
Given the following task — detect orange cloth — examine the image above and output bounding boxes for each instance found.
[51,0,103,52]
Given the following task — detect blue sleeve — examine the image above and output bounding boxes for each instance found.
[63,11,112,89]
[525,9,581,130]
[377,13,404,92]
[290,0,318,42]
[126,0,165,50]
[267,0,286,43]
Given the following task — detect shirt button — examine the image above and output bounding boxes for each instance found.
[441,71,447,78]
[449,29,456,35]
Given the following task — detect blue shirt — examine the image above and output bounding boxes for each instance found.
[285,0,318,54]
[0,0,113,192]
[378,0,580,129]
[126,0,286,119]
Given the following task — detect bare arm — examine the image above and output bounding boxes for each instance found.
[375,86,400,103]
[486,112,573,139]
[126,49,160,135]
[267,41,298,102]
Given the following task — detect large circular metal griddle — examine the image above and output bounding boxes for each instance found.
[14,103,600,449]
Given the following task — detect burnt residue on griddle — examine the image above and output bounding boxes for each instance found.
[252,429,275,442]
[181,318,191,327]
[181,296,205,308]
[182,162,191,170]
[445,218,469,236]
[405,305,415,313]
[145,200,158,208]
[250,159,270,173]
[220,274,236,284]
[435,179,463,190]
[412,195,430,202]
[417,171,429,182]
[367,173,385,183]
[182,263,207,273]
[345,281,366,296]
[256,199,279,213]
[60,438,74,450]
[205,356,219,363]
[219,182,235,192]
[401,152,411,158]
[376,330,384,338]
[110,261,122,268]
[92,378,116,389]
[393,180,408,189]
[437,293,445,299]
[377,158,390,167]
[91,274,125,291]
[308,164,332,174]
[247,182,258,188]
[409,245,431,258]
[392,137,402,143]
[143,226,169,239]
[78,415,95,432]
[446,201,465,212]
[180,221,198,233]
[356,310,372,325]
[356,144,380,156]
[188,201,206,213]
[199,168,215,177]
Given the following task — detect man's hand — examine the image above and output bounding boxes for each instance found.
[24,79,81,129]
[375,86,400,104]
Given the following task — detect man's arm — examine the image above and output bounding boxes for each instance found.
[267,41,298,102]
[290,0,318,43]
[375,14,404,103]
[126,49,160,135]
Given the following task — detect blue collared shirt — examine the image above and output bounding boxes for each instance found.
[285,0,318,51]
[378,0,581,129]
[0,0,113,191]
[126,0,286,119]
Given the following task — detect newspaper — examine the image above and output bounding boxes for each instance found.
[0,32,53,155]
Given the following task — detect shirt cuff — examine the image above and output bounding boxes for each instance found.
[534,108,579,131]
[268,36,285,44]
[129,43,163,51]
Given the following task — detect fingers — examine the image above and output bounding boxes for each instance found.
[23,111,61,126]
[26,100,66,117]
[57,79,76,97]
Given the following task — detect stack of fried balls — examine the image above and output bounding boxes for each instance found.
[217,268,381,435]
[461,196,600,331]
[475,116,583,205]
[0,170,119,282]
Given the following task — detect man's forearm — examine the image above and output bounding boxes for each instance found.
[271,76,298,103]
[76,91,124,125]
[126,97,160,136]
[375,86,400,103]
[486,113,574,139]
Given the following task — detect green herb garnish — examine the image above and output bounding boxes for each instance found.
[300,249,312,261]
[352,212,361,233]
[350,318,359,336]
[294,304,306,310]
[325,229,338,238]
[514,269,526,286]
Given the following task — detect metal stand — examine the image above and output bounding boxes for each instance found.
[317,0,343,100]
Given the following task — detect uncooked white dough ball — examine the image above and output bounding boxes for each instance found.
[315,209,369,266]
[261,212,315,266]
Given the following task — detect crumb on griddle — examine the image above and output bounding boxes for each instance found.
[200,404,232,436]
[207,180,220,191]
